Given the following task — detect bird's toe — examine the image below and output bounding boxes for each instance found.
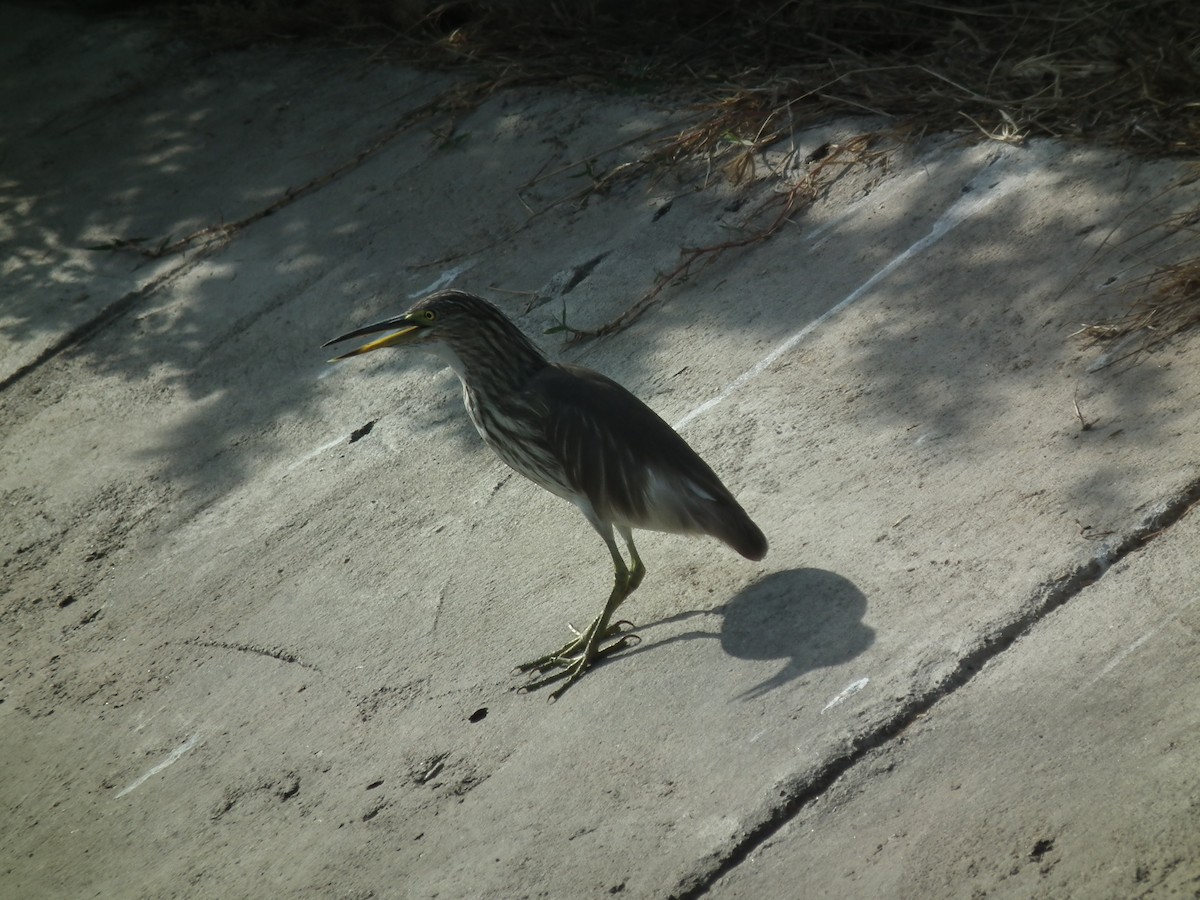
[515,632,639,699]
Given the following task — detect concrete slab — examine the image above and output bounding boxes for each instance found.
[0,3,449,384]
[2,4,1199,899]
[706,505,1200,899]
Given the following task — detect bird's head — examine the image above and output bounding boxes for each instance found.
[323,289,548,386]
[322,290,485,361]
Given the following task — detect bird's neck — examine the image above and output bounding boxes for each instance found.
[442,325,549,399]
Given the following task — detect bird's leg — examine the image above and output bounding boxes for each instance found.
[554,527,644,651]
[516,526,645,698]
[619,525,645,594]
[516,545,633,671]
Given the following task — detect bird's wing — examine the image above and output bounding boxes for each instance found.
[528,364,763,558]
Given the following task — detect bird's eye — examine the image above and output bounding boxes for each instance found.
[422,310,436,321]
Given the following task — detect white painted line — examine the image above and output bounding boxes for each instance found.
[822,677,870,713]
[674,150,1031,431]
[115,733,202,798]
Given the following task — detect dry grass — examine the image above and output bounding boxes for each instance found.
[1082,253,1200,365]
[159,1,1200,159]
[87,0,1200,346]
[564,133,891,340]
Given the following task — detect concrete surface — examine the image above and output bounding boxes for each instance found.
[708,504,1200,899]
[2,4,1198,898]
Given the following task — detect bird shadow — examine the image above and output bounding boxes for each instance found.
[619,568,873,700]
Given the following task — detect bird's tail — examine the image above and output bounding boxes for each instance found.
[708,504,769,561]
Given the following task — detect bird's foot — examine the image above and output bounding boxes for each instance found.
[514,619,634,674]
[514,620,639,700]
[518,634,639,700]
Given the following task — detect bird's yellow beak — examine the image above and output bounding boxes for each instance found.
[322,314,421,362]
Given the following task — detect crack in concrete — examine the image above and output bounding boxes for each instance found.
[0,253,206,393]
[672,476,1200,899]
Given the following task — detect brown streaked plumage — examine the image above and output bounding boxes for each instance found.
[324,289,766,698]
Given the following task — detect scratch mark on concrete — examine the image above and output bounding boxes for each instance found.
[821,677,870,713]
[411,264,474,298]
[186,638,320,671]
[1089,594,1198,686]
[289,433,350,468]
[116,734,203,799]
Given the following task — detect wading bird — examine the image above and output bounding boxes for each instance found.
[325,290,766,698]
